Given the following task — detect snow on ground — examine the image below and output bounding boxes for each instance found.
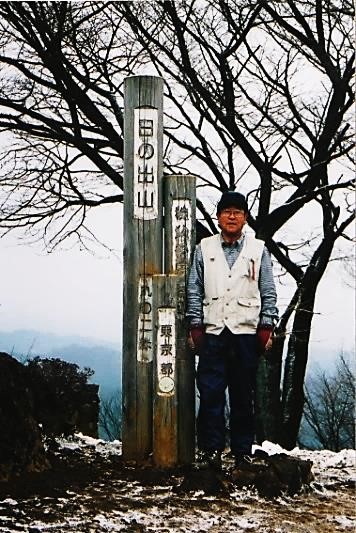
[254,441,356,488]
[57,433,122,457]
[0,434,355,533]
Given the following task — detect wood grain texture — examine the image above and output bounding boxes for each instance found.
[152,274,179,467]
[163,175,196,464]
[122,76,164,461]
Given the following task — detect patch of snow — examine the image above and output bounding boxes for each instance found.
[230,487,260,502]
[235,517,261,529]
[292,447,356,485]
[254,441,286,455]
[74,433,103,446]
[190,490,205,498]
[57,433,122,456]
[253,441,356,478]
[291,447,355,468]
[56,438,81,451]
[330,515,356,528]
[28,517,84,531]
[91,508,262,532]
[254,440,355,467]
[0,498,18,505]
[321,449,355,469]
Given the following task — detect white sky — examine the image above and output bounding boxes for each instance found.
[0,205,123,345]
[0,201,354,364]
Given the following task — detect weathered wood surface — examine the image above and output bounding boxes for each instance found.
[122,75,164,461]
[163,175,196,465]
[163,174,196,275]
[152,274,180,467]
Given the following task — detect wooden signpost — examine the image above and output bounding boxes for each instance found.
[122,75,196,466]
[163,175,196,466]
[122,75,164,461]
[152,274,179,467]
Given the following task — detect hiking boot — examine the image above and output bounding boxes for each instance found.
[193,450,222,471]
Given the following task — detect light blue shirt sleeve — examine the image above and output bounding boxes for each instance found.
[258,247,279,327]
[186,244,204,326]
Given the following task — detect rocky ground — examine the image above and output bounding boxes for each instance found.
[0,435,354,532]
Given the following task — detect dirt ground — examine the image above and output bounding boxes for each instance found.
[0,438,354,532]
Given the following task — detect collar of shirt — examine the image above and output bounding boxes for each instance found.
[220,232,245,249]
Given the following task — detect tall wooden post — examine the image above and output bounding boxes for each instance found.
[122,75,164,461]
[163,175,196,465]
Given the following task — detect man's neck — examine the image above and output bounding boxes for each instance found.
[221,231,243,245]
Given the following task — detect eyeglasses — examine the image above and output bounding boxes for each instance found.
[220,209,245,218]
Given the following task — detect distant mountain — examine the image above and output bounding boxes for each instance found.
[0,329,121,398]
[0,328,119,354]
[55,343,121,397]
[0,328,345,398]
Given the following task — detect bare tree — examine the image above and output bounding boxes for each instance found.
[302,354,355,451]
[0,2,133,248]
[342,255,356,289]
[99,390,122,442]
[0,1,354,447]
[117,0,354,448]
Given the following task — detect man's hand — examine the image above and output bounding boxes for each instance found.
[188,325,205,353]
[257,326,273,353]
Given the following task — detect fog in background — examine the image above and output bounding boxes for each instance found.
[0,201,354,372]
[0,205,123,345]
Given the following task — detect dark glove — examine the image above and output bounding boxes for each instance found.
[189,325,205,353]
[257,326,273,353]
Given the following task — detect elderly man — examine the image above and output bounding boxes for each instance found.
[187,191,278,470]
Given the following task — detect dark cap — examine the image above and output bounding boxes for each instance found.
[216,191,248,214]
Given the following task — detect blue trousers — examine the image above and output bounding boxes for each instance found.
[196,328,259,456]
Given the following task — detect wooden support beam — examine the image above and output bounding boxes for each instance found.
[163,175,196,465]
[152,274,180,467]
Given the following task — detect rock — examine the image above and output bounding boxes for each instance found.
[0,353,49,481]
[268,453,313,493]
[231,453,313,497]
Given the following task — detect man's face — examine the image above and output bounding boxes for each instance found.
[217,207,247,238]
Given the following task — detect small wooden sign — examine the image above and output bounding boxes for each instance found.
[133,108,159,220]
[157,307,176,395]
[137,276,153,363]
[172,199,192,273]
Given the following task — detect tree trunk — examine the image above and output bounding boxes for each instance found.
[279,227,338,449]
[256,220,341,449]
[255,286,300,444]
[279,285,317,449]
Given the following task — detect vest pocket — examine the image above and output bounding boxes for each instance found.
[203,299,222,325]
[237,297,260,327]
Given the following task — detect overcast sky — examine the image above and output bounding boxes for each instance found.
[0,204,123,345]
[0,200,354,369]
